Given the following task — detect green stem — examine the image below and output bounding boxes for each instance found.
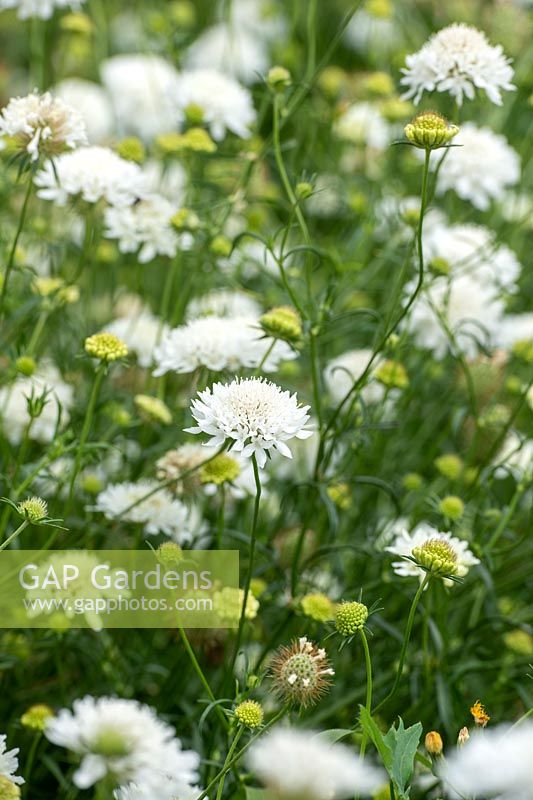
[0,177,33,321]
[373,574,431,714]
[358,628,373,761]
[215,728,244,800]
[178,627,229,731]
[25,310,48,357]
[0,520,28,551]
[217,485,225,550]
[486,480,527,552]
[66,364,106,509]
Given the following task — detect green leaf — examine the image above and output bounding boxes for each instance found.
[359,706,393,772]
[313,728,353,744]
[383,717,423,797]
[245,788,269,800]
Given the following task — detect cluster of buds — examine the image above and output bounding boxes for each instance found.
[234,700,264,729]
[84,332,128,363]
[259,306,302,345]
[335,601,369,636]
[404,111,459,150]
[412,538,458,576]
[199,453,241,487]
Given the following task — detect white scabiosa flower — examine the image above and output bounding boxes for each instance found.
[104,194,191,263]
[93,481,204,544]
[186,377,312,468]
[247,727,383,799]
[497,313,533,352]
[45,696,200,794]
[0,0,84,18]
[54,79,114,144]
[0,91,87,162]
[323,349,384,406]
[0,734,24,786]
[495,432,533,480]
[186,289,261,320]
[334,102,390,149]
[424,221,522,294]
[405,274,505,359]
[401,23,515,106]
[184,24,270,85]
[385,523,479,584]
[442,723,533,800]
[103,312,167,369]
[142,160,187,204]
[0,364,73,445]
[153,316,296,376]
[34,146,148,207]
[345,7,401,58]
[100,55,180,142]
[431,123,520,210]
[171,69,256,140]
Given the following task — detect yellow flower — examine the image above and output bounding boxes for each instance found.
[470,700,490,727]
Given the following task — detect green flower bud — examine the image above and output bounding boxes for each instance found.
[375,359,409,389]
[404,112,459,150]
[435,454,463,481]
[17,496,48,523]
[134,394,172,425]
[199,453,241,486]
[85,332,128,362]
[116,137,145,164]
[234,700,264,729]
[21,703,54,731]
[335,601,369,636]
[439,495,465,521]
[301,592,336,623]
[402,472,423,491]
[15,355,36,377]
[267,65,292,91]
[210,235,233,257]
[260,306,302,344]
[412,539,458,576]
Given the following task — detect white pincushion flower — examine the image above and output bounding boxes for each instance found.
[104,312,167,368]
[171,69,256,140]
[45,696,200,793]
[186,377,312,468]
[153,316,296,376]
[34,146,148,207]
[385,523,479,584]
[431,123,520,210]
[424,221,521,294]
[442,723,533,800]
[405,274,505,359]
[100,55,180,142]
[54,79,114,144]
[93,481,203,543]
[345,8,401,57]
[104,194,190,263]
[0,0,84,18]
[334,102,391,150]
[186,289,261,320]
[0,91,87,161]
[324,349,384,406]
[0,734,23,786]
[401,23,515,106]
[495,433,533,479]
[184,24,270,85]
[247,727,383,799]
[497,313,533,351]
[0,364,73,445]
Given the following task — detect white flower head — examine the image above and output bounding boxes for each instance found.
[0,91,87,161]
[186,289,261,320]
[431,123,520,210]
[385,523,479,585]
[0,0,84,19]
[184,23,270,85]
[324,349,384,406]
[54,79,114,144]
[0,734,24,786]
[153,316,296,376]
[334,102,391,150]
[405,273,505,359]
[401,23,515,106]
[247,727,384,799]
[171,69,256,140]
[45,696,200,794]
[100,55,180,142]
[441,723,533,800]
[34,146,149,207]
[186,377,313,468]
[104,194,191,263]
[104,312,167,369]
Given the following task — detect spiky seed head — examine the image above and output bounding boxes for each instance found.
[270,637,334,707]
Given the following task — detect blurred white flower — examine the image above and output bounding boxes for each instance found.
[34,146,148,207]
[104,311,167,368]
[247,727,383,799]
[54,79,114,144]
[186,289,261,319]
[345,8,401,58]
[100,55,179,142]
[171,69,256,140]
[442,723,533,800]
[153,316,296,376]
[495,432,533,479]
[186,377,312,468]
[324,349,384,405]
[142,160,187,204]
[0,734,23,786]
[0,0,84,18]
[185,24,269,84]
[0,91,87,161]
[401,23,515,105]
[104,194,191,263]
[405,274,505,358]
[45,696,200,794]
[431,123,520,210]
[497,313,533,351]
[385,524,479,584]
[0,364,73,445]
[334,102,390,149]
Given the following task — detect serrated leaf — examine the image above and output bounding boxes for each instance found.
[383,717,423,796]
[313,728,353,744]
[359,706,393,772]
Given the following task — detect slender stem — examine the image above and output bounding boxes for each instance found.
[178,627,229,731]
[217,485,225,550]
[229,454,261,678]
[0,520,28,551]
[358,628,373,761]
[486,480,527,552]
[65,364,106,509]
[254,339,276,376]
[373,573,431,714]
[215,728,244,800]
[25,310,48,357]
[0,177,33,321]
